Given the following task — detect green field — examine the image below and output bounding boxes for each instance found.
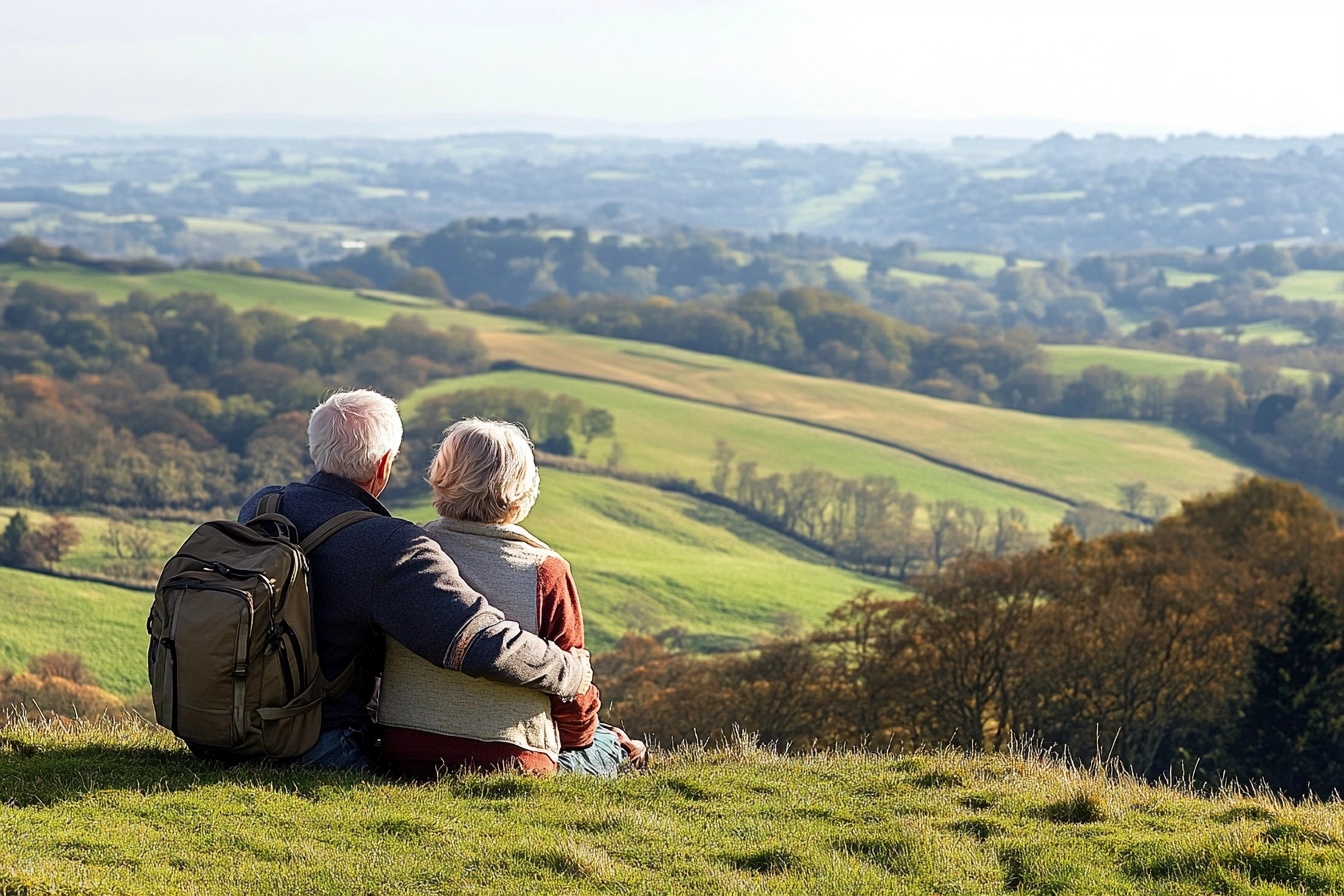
[476,330,1255,510]
[1272,269,1344,303]
[921,250,1042,277]
[396,469,893,650]
[1042,344,1314,385]
[1228,319,1314,345]
[406,370,1070,530]
[0,262,542,332]
[787,160,901,232]
[0,469,891,678]
[3,718,1342,895]
[0,567,149,698]
[1159,268,1218,288]
[884,266,950,286]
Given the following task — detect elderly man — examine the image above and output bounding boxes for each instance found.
[238,389,592,770]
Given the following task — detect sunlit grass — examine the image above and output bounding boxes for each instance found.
[1273,270,1344,303]
[0,567,148,698]
[1,716,1340,896]
[1041,344,1313,384]
[406,369,1070,529]
[476,329,1255,510]
[394,469,895,649]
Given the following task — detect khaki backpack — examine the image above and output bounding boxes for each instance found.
[147,492,379,760]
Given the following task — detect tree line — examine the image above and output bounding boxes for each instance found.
[0,278,487,509]
[596,478,1344,796]
[709,442,1039,579]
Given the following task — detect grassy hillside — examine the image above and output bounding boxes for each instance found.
[476,330,1255,509]
[0,472,889,687]
[0,262,1281,511]
[393,470,893,650]
[1042,344,1314,385]
[405,371,1071,530]
[1274,270,1344,303]
[0,261,539,332]
[2,717,1341,895]
[0,567,148,698]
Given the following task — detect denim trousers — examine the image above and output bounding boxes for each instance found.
[298,727,371,771]
[556,723,624,778]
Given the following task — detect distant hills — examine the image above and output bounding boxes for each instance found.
[0,130,1340,262]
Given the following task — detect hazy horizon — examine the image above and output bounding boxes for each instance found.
[3,1,1341,143]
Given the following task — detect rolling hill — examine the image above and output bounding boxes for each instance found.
[0,263,1299,685]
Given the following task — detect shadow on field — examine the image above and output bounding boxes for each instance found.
[0,726,363,807]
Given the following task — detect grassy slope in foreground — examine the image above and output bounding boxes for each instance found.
[2,718,1342,896]
[478,330,1255,510]
[0,567,148,698]
[406,370,1070,530]
[392,469,892,650]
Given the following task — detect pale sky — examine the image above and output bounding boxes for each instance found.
[2,0,1342,139]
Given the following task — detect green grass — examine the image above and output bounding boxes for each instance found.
[0,507,192,585]
[1272,270,1344,303]
[827,256,869,281]
[405,370,1070,530]
[921,251,1042,277]
[884,267,950,286]
[0,262,544,332]
[1159,268,1218,288]
[476,329,1257,511]
[0,567,149,698]
[2,717,1341,895]
[787,160,900,232]
[1042,344,1314,385]
[392,469,894,650]
[0,468,889,682]
[1228,320,1314,346]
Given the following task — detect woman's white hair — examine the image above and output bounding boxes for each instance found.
[427,417,540,524]
[308,389,403,482]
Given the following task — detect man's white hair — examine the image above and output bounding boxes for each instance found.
[308,389,403,482]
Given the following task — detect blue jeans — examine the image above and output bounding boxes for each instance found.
[557,724,624,778]
[299,727,371,771]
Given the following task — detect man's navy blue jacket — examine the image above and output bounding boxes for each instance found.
[239,472,588,733]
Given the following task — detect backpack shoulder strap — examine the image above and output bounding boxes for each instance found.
[259,491,283,516]
[301,510,382,553]
[256,489,379,552]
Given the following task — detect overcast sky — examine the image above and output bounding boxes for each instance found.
[3,0,1341,140]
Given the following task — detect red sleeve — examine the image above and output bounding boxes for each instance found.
[537,554,601,748]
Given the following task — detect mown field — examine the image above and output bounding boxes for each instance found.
[0,567,148,699]
[2,717,1341,896]
[474,330,1255,510]
[0,262,540,332]
[1273,270,1344,303]
[1042,344,1314,385]
[405,370,1071,530]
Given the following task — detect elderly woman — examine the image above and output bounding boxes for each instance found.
[377,417,644,777]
